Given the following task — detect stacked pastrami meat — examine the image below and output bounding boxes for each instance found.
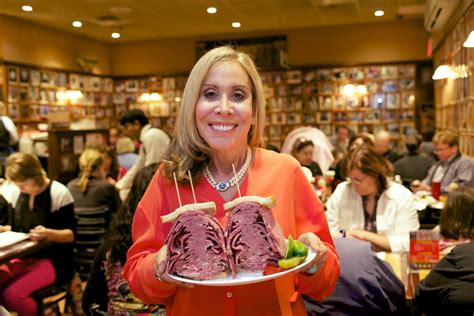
[163,196,287,280]
[224,196,287,277]
[162,202,230,280]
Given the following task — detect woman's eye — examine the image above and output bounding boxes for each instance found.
[232,91,246,101]
[203,90,217,99]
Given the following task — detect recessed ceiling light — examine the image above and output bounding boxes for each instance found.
[22,5,33,12]
[232,22,241,28]
[374,10,384,17]
[207,7,217,14]
[72,21,82,28]
[111,32,121,39]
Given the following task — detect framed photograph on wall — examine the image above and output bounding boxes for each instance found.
[400,79,415,91]
[7,86,18,102]
[8,66,18,83]
[271,112,287,125]
[8,103,19,119]
[382,80,399,92]
[381,66,398,79]
[125,80,138,92]
[319,124,332,136]
[320,96,332,110]
[317,69,332,81]
[19,68,30,85]
[399,65,415,78]
[333,68,347,81]
[365,66,381,80]
[348,68,365,81]
[318,111,331,123]
[401,92,415,108]
[270,126,281,139]
[40,71,50,87]
[69,74,80,89]
[286,70,302,84]
[386,93,400,109]
[304,113,316,124]
[287,113,302,125]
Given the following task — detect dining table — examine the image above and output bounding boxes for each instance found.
[0,238,53,265]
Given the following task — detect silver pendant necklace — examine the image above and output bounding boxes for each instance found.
[203,148,252,192]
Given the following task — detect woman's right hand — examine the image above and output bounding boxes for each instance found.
[154,245,194,288]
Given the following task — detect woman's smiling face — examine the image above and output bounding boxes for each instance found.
[195,61,254,154]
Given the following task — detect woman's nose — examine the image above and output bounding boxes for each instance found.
[215,95,233,115]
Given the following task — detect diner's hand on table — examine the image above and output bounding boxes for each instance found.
[411,180,430,192]
[154,244,194,288]
[29,225,49,241]
[0,225,12,232]
[295,232,327,275]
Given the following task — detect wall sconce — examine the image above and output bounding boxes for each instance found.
[140,92,161,102]
[342,84,367,96]
[432,64,454,80]
[463,31,474,47]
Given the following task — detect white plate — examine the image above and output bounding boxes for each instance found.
[168,248,316,286]
[0,231,29,248]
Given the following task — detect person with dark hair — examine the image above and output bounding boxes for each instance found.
[333,133,375,186]
[326,145,419,252]
[416,187,474,315]
[115,109,170,200]
[393,134,435,186]
[0,153,75,315]
[82,163,163,315]
[123,46,339,315]
[412,130,474,195]
[291,137,323,177]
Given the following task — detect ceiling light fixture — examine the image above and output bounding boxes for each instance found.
[374,10,384,17]
[22,5,33,12]
[111,32,121,39]
[232,22,241,28]
[463,31,474,47]
[207,7,217,14]
[72,21,82,28]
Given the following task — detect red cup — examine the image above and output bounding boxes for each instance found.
[431,181,441,200]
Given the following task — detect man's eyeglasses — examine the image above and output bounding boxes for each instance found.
[434,146,451,153]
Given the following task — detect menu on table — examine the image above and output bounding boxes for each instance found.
[409,230,440,269]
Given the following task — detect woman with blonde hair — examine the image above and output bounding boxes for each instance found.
[0,153,75,315]
[67,148,120,214]
[123,46,339,315]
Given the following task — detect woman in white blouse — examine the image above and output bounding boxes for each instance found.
[326,145,419,252]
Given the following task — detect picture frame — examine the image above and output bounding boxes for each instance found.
[333,68,347,81]
[260,72,272,85]
[318,111,331,123]
[364,111,379,122]
[30,105,40,120]
[8,86,18,102]
[349,112,363,122]
[348,68,365,81]
[303,113,316,124]
[366,82,379,94]
[125,80,138,92]
[381,66,398,79]
[361,95,371,108]
[270,126,281,139]
[287,113,302,125]
[58,73,67,87]
[308,96,318,111]
[319,124,332,136]
[372,94,385,109]
[386,93,400,109]
[282,97,293,112]
[346,95,359,109]
[399,65,416,78]
[365,66,381,80]
[333,96,345,110]
[39,104,50,117]
[40,71,50,86]
[401,122,416,135]
[49,72,58,87]
[383,110,398,121]
[304,70,316,82]
[8,103,19,119]
[317,69,332,81]
[277,85,287,97]
[19,68,30,85]
[69,74,80,89]
[272,72,284,84]
[286,70,302,84]
[382,80,399,92]
[401,92,415,108]
[320,96,332,110]
[319,82,334,94]
[333,112,347,122]
[271,112,287,125]
[400,110,415,120]
[400,79,415,91]
[8,66,18,83]
[19,87,31,101]
[270,98,283,112]
[293,97,303,111]
[387,123,400,136]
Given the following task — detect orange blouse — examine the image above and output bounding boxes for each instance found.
[123,148,340,316]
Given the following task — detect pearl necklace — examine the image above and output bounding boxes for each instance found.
[203,148,252,192]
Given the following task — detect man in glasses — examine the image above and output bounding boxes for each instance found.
[412,130,474,195]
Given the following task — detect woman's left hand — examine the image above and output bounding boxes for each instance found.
[29,225,49,241]
[346,229,367,241]
[295,232,327,275]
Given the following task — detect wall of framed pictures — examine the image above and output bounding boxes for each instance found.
[434,6,474,157]
[112,75,187,135]
[1,63,115,132]
[260,64,417,149]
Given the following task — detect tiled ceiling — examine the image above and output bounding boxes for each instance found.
[0,0,427,43]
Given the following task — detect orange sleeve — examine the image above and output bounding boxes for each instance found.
[291,166,340,300]
[122,169,177,304]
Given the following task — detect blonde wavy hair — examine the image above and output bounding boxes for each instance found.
[162,46,265,182]
[76,148,104,193]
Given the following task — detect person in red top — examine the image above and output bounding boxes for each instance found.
[123,46,339,316]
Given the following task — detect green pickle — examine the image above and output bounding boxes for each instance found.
[280,235,309,269]
[278,256,306,269]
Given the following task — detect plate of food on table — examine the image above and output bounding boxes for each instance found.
[161,195,316,286]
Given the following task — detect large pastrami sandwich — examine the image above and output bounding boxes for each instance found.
[161,202,231,280]
[223,196,287,277]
